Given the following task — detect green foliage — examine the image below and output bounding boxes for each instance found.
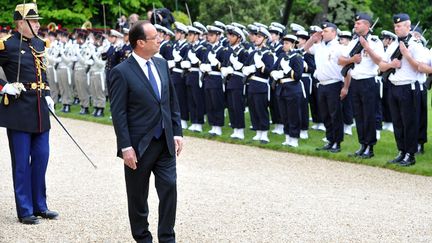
[172,11,190,26]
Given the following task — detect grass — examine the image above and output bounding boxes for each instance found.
[55,102,432,177]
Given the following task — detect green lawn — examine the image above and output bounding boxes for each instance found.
[55,101,432,176]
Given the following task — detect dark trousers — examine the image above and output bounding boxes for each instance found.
[269,88,282,124]
[278,91,302,138]
[172,73,189,121]
[310,78,322,123]
[300,76,311,130]
[388,82,420,154]
[318,82,344,144]
[226,89,245,128]
[248,92,270,131]
[186,83,205,124]
[381,79,392,123]
[341,90,354,125]
[375,80,383,130]
[125,135,177,243]
[351,77,377,146]
[7,129,49,218]
[418,85,428,145]
[204,88,225,126]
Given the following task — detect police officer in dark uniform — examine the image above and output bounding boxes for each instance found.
[0,3,58,224]
[379,13,427,166]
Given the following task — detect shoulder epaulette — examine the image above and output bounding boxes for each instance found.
[44,38,51,48]
[0,34,12,51]
[224,47,229,51]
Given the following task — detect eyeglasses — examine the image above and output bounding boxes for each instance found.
[145,35,161,41]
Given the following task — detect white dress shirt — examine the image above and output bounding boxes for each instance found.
[309,38,343,84]
[132,51,162,98]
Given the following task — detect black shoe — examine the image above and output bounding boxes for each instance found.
[416,144,425,155]
[79,107,89,115]
[19,215,40,225]
[316,143,333,151]
[34,210,59,220]
[94,108,104,117]
[399,153,416,167]
[61,104,70,113]
[73,97,80,105]
[360,145,374,159]
[349,144,366,157]
[387,151,405,164]
[329,143,341,153]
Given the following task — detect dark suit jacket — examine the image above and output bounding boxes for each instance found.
[109,55,182,159]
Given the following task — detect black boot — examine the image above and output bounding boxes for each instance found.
[399,153,416,166]
[387,151,405,164]
[73,97,80,105]
[360,145,374,159]
[329,143,341,153]
[95,108,104,117]
[79,106,89,115]
[61,104,70,113]
[349,144,366,157]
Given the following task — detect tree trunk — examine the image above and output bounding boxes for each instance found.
[281,0,294,26]
[313,0,329,25]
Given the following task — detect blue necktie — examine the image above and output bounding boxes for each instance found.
[146,61,163,138]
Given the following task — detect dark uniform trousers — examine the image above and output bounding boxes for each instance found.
[204,75,225,126]
[185,71,205,124]
[318,81,344,144]
[248,91,270,131]
[375,79,383,130]
[310,77,323,123]
[226,88,245,128]
[350,77,377,145]
[418,83,428,145]
[7,129,49,218]
[269,88,282,125]
[277,82,302,138]
[300,75,312,130]
[342,89,354,126]
[387,82,420,154]
[125,133,177,243]
[381,79,392,123]
[171,71,189,121]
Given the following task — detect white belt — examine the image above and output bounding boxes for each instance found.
[74,67,86,71]
[250,76,268,83]
[209,71,221,76]
[319,79,341,85]
[302,73,311,77]
[172,68,184,73]
[233,71,245,77]
[189,67,200,72]
[279,78,295,83]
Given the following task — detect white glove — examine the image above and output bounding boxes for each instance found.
[242,65,256,76]
[221,66,234,77]
[208,51,219,66]
[230,54,243,70]
[1,83,21,96]
[280,58,292,74]
[199,63,212,73]
[188,51,200,64]
[45,96,55,114]
[167,60,175,69]
[254,53,264,69]
[270,70,284,80]
[180,60,191,69]
[85,59,94,65]
[172,50,182,62]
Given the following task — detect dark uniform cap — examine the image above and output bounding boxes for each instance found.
[393,13,410,24]
[321,22,337,30]
[355,13,372,25]
[13,3,42,21]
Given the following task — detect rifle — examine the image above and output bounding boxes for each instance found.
[341,17,379,77]
[381,33,412,81]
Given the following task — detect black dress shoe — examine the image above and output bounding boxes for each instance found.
[61,104,71,113]
[34,210,59,220]
[349,144,366,157]
[19,215,40,225]
[79,107,89,115]
[316,143,333,151]
[416,144,425,155]
[94,108,105,117]
[399,153,416,167]
[73,97,80,105]
[360,145,374,159]
[387,151,405,164]
[329,143,341,153]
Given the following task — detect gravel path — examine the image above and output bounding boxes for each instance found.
[1,118,432,242]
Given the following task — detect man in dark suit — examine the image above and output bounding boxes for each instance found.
[109,20,183,243]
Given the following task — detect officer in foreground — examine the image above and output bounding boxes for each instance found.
[0,3,58,224]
